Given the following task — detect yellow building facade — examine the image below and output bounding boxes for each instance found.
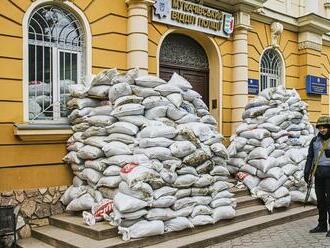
[1,0,330,192]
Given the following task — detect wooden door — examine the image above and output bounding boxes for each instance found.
[159,33,209,107]
[160,64,209,106]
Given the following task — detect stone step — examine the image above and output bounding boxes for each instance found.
[29,205,317,248]
[235,195,262,210]
[50,213,117,240]
[16,237,55,248]
[229,187,250,197]
[144,205,318,248]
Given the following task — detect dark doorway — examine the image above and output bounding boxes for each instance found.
[159,34,209,106]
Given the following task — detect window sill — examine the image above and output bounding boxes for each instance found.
[14,123,73,143]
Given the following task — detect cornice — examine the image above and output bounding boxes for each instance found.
[297,13,330,35]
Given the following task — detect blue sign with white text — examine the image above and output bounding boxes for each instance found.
[248,79,259,95]
[306,75,327,95]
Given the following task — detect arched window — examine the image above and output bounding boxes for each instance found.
[260,48,283,92]
[28,4,85,121]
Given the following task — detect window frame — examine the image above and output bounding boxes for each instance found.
[22,0,92,124]
[259,47,285,93]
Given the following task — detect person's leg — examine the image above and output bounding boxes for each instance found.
[325,176,330,236]
[310,176,328,232]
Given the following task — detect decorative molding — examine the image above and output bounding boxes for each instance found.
[125,0,155,5]
[271,22,283,47]
[297,13,330,35]
[298,41,322,51]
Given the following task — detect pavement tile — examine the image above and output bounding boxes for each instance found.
[207,216,330,248]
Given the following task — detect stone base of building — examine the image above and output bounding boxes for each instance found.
[0,186,68,246]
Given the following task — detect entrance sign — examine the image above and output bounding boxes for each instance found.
[152,0,234,38]
[306,75,327,95]
[248,79,259,95]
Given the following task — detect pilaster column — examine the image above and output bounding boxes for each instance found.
[125,0,154,75]
[231,11,251,134]
[298,31,322,122]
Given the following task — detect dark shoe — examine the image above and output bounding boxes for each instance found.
[327,231,330,237]
[310,225,327,233]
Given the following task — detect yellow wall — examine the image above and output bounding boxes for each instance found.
[1,1,329,191]
[0,0,129,191]
[248,20,328,124]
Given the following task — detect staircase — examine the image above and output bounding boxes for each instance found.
[17,187,317,248]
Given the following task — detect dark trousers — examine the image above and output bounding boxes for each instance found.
[315,171,330,227]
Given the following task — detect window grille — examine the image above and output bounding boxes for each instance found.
[28,5,84,121]
[260,48,283,92]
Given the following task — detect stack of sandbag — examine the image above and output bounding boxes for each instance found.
[62,68,236,240]
[227,85,316,211]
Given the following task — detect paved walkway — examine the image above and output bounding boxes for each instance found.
[207,216,330,248]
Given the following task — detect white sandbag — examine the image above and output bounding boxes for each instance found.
[209,181,229,193]
[91,68,118,86]
[88,85,110,99]
[84,136,107,148]
[142,96,171,109]
[273,195,291,208]
[191,188,209,196]
[118,220,164,241]
[212,190,234,200]
[105,154,149,167]
[72,177,84,187]
[265,167,284,180]
[210,198,236,208]
[146,208,176,221]
[183,149,210,167]
[192,98,208,110]
[210,143,228,159]
[167,93,183,108]
[102,141,132,157]
[66,193,96,211]
[77,145,103,160]
[282,164,298,176]
[105,133,136,144]
[108,82,132,102]
[240,129,271,140]
[151,195,177,208]
[176,113,200,124]
[63,151,82,164]
[114,192,149,213]
[118,181,153,201]
[153,186,178,199]
[286,148,306,164]
[68,84,88,98]
[139,137,174,148]
[173,175,199,188]
[96,176,121,188]
[172,197,197,210]
[164,217,194,232]
[111,103,144,117]
[139,126,177,139]
[131,85,160,98]
[159,168,177,184]
[258,123,281,132]
[248,157,277,173]
[177,122,213,142]
[114,95,143,107]
[67,98,100,110]
[177,166,199,176]
[241,164,258,176]
[247,147,269,160]
[193,175,214,187]
[135,75,167,87]
[258,175,288,192]
[135,147,174,161]
[167,105,188,120]
[145,106,168,119]
[267,114,288,126]
[182,89,201,102]
[191,205,213,217]
[236,172,260,190]
[190,215,214,226]
[290,190,306,202]
[201,115,217,125]
[103,165,121,176]
[118,115,150,127]
[154,84,181,96]
[169,141,196,158]
[212,206,236,222]
[106,121,139,136]
[193,196,212,205]
[82,127,107,138]
[168,73,192,90]
[82,168,103,185]
[87,105,113,116]
[61,185,87,205]
[121,165,161,187]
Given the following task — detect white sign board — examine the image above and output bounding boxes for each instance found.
[152,0,234,38]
